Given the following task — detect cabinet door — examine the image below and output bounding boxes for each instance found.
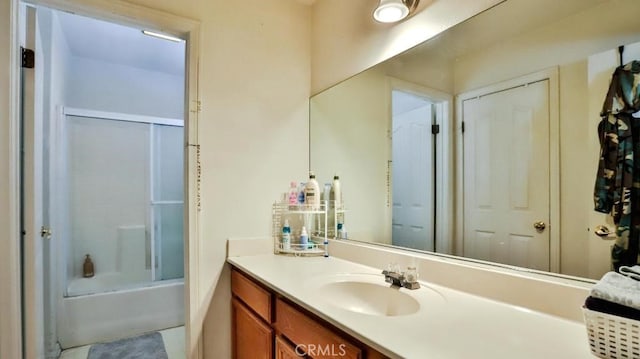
[276,336,301,359]
[232,298,273,359]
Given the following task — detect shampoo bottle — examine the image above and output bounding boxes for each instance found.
[304,172,320,210]
[282,219,291,250]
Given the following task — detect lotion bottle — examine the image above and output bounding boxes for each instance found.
[304,172,320,210]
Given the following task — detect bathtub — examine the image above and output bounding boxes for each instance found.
[57,277,184,349]
[66,270,154,297]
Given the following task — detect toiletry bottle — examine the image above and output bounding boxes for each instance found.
[83,254,95,278]
[304,172,320,210]
[297,182,306,204]
[323,183,331,203]
[330,174,342,209]
[341,224,348,240]
[336,222,343,240]
[288,182,298,208]
[282,219,291,251]
[299,226,309,249]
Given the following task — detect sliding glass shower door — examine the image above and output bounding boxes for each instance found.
[152,124,184,281]
[62,110,184,296]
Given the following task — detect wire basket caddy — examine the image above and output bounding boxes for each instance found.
[272,201,328,257]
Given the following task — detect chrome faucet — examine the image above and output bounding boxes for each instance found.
[382,264,420,290]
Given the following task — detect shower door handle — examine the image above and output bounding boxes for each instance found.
[40,226,52,239]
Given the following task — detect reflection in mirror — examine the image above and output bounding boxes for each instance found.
[310,0,640,280]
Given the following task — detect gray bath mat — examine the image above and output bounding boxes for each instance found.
[88,332,168,359]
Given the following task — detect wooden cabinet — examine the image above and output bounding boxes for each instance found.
[232,298,273,359]
[231,267,388,359]
[275,298,361,359]
[275,336,300,359]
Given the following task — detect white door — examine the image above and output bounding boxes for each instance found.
[462,80,550,271]
[391,91,435,251]
[21,5,46,358]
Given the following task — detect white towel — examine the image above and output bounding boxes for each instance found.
[620,265,640,281]
[590,271,640,310]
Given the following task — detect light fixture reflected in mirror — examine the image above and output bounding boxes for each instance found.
[373,0,420,23]
[141,30,183,42]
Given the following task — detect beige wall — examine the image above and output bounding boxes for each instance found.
[310,67,392,245]
[124,1,311,357]
[0,0,21,357]
[310,54,452,246]
[310,0,503,94]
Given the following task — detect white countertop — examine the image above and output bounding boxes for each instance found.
[227,254,592,359]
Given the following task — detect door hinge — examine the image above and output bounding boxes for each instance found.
[189,100,202,113]
[431,124,440,135]
[21,47,34,68]
[461,121,465,133]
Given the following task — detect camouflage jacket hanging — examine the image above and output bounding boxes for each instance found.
[594,60,640,269]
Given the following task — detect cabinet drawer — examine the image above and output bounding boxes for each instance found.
[275,298,362,359]
[232,269,272,323]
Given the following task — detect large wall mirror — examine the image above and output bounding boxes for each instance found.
[310,0,640,281]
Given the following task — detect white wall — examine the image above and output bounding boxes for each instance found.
[66,56,184,119]
[310,0,503,94]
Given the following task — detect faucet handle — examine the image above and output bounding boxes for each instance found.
[405,266,418,283]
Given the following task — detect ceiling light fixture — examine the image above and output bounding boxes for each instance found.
[373,0,420,23]
[141,30,183,42]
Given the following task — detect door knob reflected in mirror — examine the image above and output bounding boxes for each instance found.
[594,225,614,238]
[533,221,546,233]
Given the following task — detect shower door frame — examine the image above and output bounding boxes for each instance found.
[58,106,184,289]
[4,1,202,358]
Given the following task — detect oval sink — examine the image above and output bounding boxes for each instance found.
[318,280,420,317]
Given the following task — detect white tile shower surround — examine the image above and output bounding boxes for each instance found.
[59,326,185,359]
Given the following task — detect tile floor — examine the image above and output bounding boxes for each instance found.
[59,326,185,359]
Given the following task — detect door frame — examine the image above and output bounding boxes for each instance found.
[2,1,202,358]
[455,67,560,273]
[387,77,454,254]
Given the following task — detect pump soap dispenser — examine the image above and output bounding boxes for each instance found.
[83,254,95,278]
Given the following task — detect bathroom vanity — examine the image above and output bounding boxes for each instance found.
[231,267,385,359]
[227,251,592,358]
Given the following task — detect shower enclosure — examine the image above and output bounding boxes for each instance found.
[57,107,184,297]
